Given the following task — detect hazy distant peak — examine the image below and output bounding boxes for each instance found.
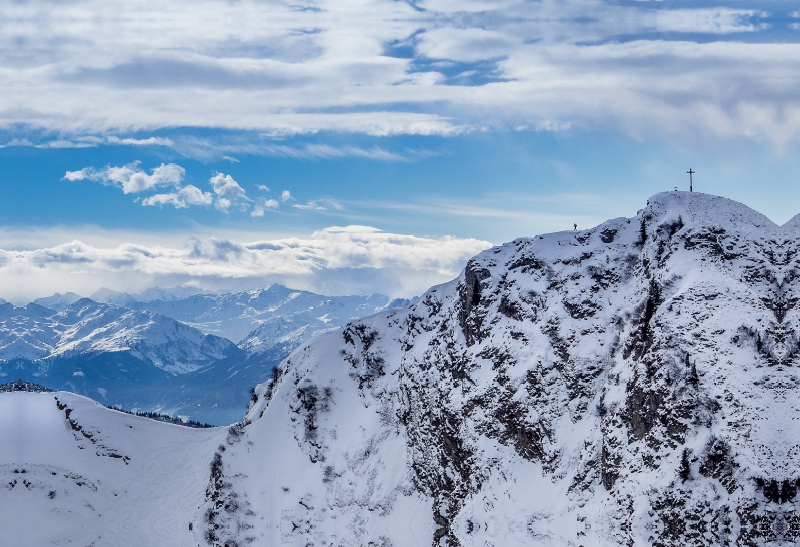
[136,285,215,302]
[33,291,84,311]
[90,287,137,307]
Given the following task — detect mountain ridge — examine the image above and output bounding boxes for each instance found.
[0,298,239,373]
[222,191,800,546]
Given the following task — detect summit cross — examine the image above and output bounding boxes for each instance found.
[687,168,695,192]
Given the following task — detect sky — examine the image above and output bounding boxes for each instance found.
[1,0,800,303]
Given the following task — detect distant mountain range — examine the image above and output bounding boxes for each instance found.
[6,285,413,424]
[0,299,237,371]
[125,284,409,344]
[34,285,214,310]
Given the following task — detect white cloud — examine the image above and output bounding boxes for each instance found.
[653,9,768,34]
[14,135,172,150]
[63,169,91,181]
[250,198,279,217]
[280,190,292,202]
[293,198,342,211]
[37,140,98,149]
[106,136,174,146]
[167,138,416,161]
[257,184,270,192]
[0,0,792,145]
[64,162,185,194]
[140,193,186,208]
[209,172,250,212]
[209,173,247,201]
[141,185,213,209]
[181,185,215,206]
[65,162,257,213]
[0,227,491,303]
[416,27,519,62]
[293,144,406,161]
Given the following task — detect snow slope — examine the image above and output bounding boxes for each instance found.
[217,191,800,546]
[0,388,224,547]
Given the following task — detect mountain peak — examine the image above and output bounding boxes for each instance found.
[233,192,800,546]
[90,287,136,307]
[644,191,778,231]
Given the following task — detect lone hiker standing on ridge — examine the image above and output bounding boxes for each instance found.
[574,223,577,231]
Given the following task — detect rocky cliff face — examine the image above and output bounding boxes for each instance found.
[210,192,800,546]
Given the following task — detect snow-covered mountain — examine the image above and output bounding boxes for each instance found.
[32,291,82,310]
[212,191,798,546]
[0,299,253,424]
[39,285,412,360]
[5,191,790,546]
[127,284,408,345]
[89,285,214,307]
[0,299,238,373]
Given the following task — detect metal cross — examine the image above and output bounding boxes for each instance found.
[687,168,695,192]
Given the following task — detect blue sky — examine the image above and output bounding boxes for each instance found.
[1,0,799,302]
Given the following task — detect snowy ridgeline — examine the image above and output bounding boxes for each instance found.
[3,191,799,546]
[0,286,411,425]
[33,284,411,347]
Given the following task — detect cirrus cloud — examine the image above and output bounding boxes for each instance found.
[293,198,342,211]
[0,0,794,146]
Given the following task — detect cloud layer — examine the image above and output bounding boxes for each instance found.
[0,0,797,144]
[0,227,491,304]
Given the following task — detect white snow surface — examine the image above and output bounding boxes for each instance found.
[0,390,224,547]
